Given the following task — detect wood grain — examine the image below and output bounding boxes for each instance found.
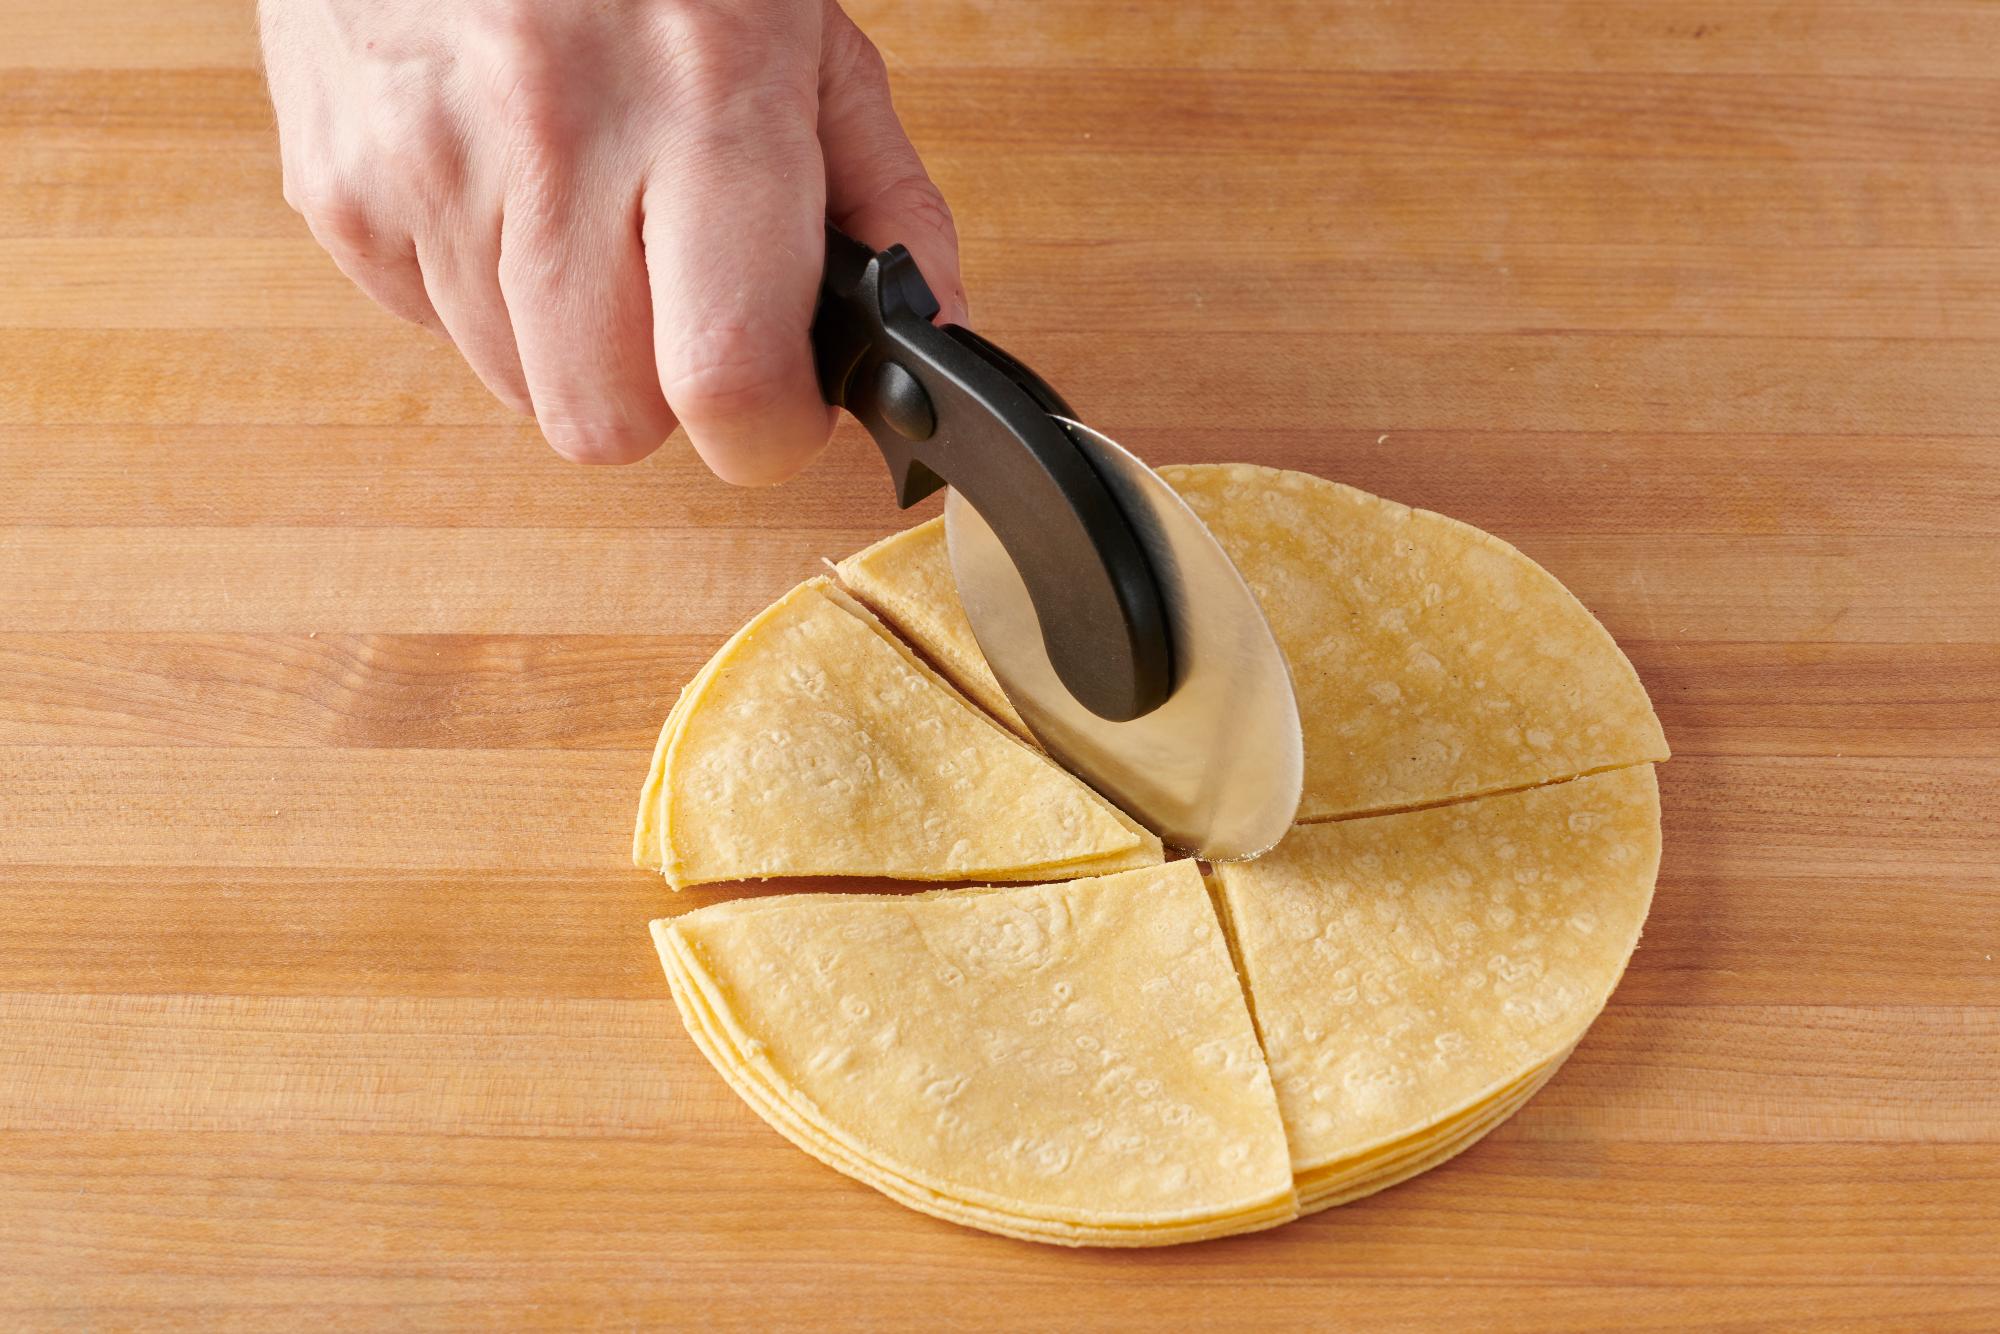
[14,329,2000,436]
[22,0,2000,79]
[3,0,1996,1326]
[5,1276,1996,1334]
[9,426,1998,536]
[12,525,1998,642]
[14,68,2000,163]
[13,236,2000,339]
[12,138,2000,248]
[0,862,1989,1008]
[5,636,1991,756]
[0,993,1991,1143]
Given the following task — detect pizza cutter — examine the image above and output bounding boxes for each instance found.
[811,226,1302,860]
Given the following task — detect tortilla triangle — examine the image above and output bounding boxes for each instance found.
[828,466,1667,823]
[1163,463,1667,820]
[653,862,1299,1244]
[633,577,1160,889]
[1211,765,1660,1183]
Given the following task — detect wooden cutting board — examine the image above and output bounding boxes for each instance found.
[3,1,1996,1326]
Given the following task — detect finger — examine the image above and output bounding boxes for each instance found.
[293,184,446,334]
[415,219,535,416]
[500,175,677,464]
[643,48,834,485]
[818,8,968,326]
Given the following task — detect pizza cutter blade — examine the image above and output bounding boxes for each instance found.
[944,423,1302,860]
[812,226,1302,859]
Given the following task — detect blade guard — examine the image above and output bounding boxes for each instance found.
[811,226,1172,723]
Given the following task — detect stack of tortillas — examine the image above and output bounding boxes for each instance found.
[638,464,1667,1246]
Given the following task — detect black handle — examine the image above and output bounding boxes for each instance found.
[811,225,1171,723]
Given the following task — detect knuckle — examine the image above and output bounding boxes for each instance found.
[494,218,582,303]
[470,10,575,167]
[501,74,570,157]
[377,106,461,194]
[294,181,379,253]
[656,8,813,116]
[499,76,572,168]
[654,4,752,72]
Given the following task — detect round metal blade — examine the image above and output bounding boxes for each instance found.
[944,420,1303,860]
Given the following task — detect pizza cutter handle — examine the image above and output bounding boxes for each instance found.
[810,224,1172,723]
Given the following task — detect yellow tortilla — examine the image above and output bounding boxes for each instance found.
[1211,765,1660,1181]
[635,463,1670,1245]
[633,577,1162,889]
[653,862,1299,1244]
[834,517,1030,741]
[1162,463,1667,820]
[826,467,1666,822]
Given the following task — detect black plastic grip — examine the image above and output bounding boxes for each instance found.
[811,225,1172,723]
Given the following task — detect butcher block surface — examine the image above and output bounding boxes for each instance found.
[3,1,1997,1327]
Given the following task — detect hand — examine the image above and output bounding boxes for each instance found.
[259,0,966,483]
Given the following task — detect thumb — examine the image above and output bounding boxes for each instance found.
[817,8,968,326]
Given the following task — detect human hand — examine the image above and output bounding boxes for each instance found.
[260,0,965,482]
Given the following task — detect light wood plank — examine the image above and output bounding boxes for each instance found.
[1636,641,2000,758]
[1,0,257,68]
[859,1,2000,80]
[3,859,1991,1008]
[0,238,375,329]
[0,1133,1993,1291]
[1625,875,2000,1007]
[4,749,1994,874]
[0,867,671,1000]
[13,237,2000,339]
[9,526,1996,640]
[6,426,1994,538]
[10,70,1998,165]
[1,993,1990,1142]
[942,153,2000,248]
[0,634,712,749]
[3,636,1993,758]
[19,0,2000,79]
[0,527,885,634]
[1541,1006,2000,1142]
[1656,756,2000,880]
[918,69,2000,164]
[5,1276,1996,1334]
[0,129,290,239]
[981,240,2000,339]
[0,422,920,532]
[0,994,683,1138]
[12,331,2000,437]
[12,139,2000,250]
[0,746,639,870]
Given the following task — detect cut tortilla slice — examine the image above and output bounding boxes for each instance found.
[633,577,1162,889]
[826,467,1666,824]
[1211,765,1660,1182]
[1161,463,1667,821]
[833,517,1030,741]
[661,942,1296,1246]
[652,862,1300,1244]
